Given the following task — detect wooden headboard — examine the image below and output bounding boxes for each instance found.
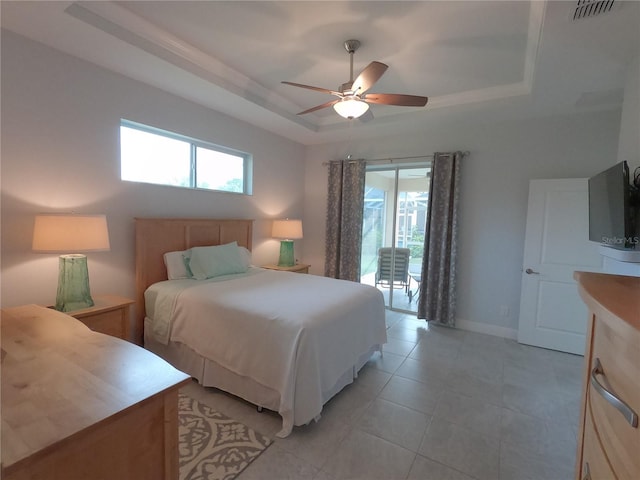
[134,218,253,345]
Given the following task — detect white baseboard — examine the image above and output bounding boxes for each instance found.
[456,318,518,340]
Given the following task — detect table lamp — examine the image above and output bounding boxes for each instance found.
[32,214,110,312]
[272,219,303,267]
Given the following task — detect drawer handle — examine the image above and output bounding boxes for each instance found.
[591,358,638,428]
[582,462,591,480]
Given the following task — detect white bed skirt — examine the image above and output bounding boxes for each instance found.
[144,317,380,436]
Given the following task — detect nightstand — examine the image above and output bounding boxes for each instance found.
[262,263,310,274]
[64,295,134,341]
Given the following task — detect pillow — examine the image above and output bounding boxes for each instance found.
[188,242,248,280]
[238,246,252,268]
[163,250,192,280]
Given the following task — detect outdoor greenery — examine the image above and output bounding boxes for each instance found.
[409,228,425,258]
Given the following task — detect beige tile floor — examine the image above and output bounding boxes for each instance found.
[182,310,583,480]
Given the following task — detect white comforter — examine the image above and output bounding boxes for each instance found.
[145,268,386,437]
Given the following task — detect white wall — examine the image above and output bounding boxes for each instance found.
[304,110,621,336]
[1,30,306,309]
[603,54,640,276]
[618,55,640,167]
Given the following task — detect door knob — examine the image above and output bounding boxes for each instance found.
[525,268,540,275]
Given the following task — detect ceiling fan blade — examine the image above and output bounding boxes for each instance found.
[297,99,340,115]
[363,93,428,107]
[281,81,342,97]
[351,61,388,95]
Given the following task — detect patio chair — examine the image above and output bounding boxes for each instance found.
[374,247,411,293]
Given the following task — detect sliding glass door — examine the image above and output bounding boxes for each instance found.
[360,164,430,314]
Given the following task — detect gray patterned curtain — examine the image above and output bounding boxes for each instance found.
[418,152,463,327]
[324,160,366,281]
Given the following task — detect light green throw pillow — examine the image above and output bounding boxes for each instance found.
[188,242,248,280]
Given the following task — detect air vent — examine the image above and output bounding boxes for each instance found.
[573,0,615,20]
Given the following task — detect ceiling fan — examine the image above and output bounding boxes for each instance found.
[282,39,428,121]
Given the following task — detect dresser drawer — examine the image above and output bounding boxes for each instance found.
[581,407,615,480]
[78,309,125,337]
[587,316,640,479]
[66,295,133,341]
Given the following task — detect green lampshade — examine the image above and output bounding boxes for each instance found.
[55,254,95,312]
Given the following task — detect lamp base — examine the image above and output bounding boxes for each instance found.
[277,240,295,267]
[55,254,95,312]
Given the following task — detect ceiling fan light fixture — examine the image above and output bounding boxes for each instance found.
[333,97,369,119]
[282,38,427,119]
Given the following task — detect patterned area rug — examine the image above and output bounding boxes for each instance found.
[179,393,272,480]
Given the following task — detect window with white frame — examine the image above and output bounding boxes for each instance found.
[120,120,252,194]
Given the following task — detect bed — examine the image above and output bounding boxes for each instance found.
[135,218,387,438]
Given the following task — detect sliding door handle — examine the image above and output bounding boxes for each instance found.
[591,358,638,427]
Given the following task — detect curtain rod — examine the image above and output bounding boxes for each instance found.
[322,155,432,166]
[363,154,434,163]
[322,151,469,166]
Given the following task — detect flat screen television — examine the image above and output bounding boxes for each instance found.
[588,160,638,250]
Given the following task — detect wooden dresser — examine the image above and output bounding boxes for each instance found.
[574,272,640,480]
[1,305,191,480]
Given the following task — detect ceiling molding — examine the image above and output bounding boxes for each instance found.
[412,1,546,113]
[3,0,636,145]
[523,0,547,91]
[66,0,545,132]
[66,1,317,131]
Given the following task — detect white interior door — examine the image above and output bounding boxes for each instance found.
[517,179,602,355]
